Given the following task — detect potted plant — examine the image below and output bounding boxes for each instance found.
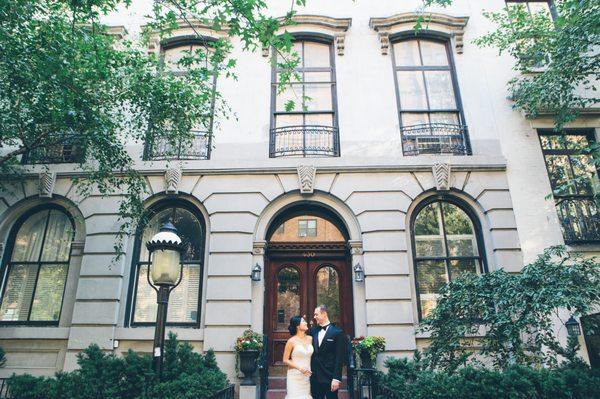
[234,329,263,385]
[352,336,386,369]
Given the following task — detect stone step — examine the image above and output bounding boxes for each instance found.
[266,389,349,399]
[268,376,348,390]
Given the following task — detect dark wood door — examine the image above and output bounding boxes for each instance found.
[266,258,353,365]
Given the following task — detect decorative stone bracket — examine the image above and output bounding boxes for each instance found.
[297,165,316,195]
[433,163,451,191]
[253,241,267,256]
[348,240,363,256]
[39,171,56,198]
[370,12,469,55]
[165,166,182,194]
[264,15,352,57]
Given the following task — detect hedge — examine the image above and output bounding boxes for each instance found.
[7,333,228,399]
[378,357,600,399]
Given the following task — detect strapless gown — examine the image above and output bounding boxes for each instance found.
[286,343,314,399]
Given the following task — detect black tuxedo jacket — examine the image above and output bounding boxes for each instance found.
[310,324,345,384]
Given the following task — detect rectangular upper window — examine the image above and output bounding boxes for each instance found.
[143,39,216,161]
[298,219,317,237]
[505,1,555,19]
[270,39,339,157]
[539,130,600,244]
[391,38,470,156]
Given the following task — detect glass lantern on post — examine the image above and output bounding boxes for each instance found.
[146,221,184,378]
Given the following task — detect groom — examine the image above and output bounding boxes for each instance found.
[310,305,345,399]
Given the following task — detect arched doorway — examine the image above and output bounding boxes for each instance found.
[264,204,354,366]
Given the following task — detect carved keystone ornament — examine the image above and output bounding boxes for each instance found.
[432,163,451,191]
[297,165,316,195]
[165,166,182,194]
[39,171,56,198]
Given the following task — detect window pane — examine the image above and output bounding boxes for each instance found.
[442,203,478,256]
[416,260,447,318]
[571,155,599,195]
[545,155,576,194]
[163,45,192,71]
[276,84,303,112]
[167,264,200,323]
[565,135,590,150]
[276,267,300,330]
[316,267,340,326]
[425,71,456,109]
[29,264,67,321]
[133,264,155,323]
[40,210,73,262]
[304,71,331,83]
[141,207,203,261]
[450,259,479,278]
[11,211,48,262]
[429,113,459,124]
[540,135,564,150]
[304,113,333,126]
[133,264,200,323]
[393,40,421,66]
[0,264,38,321]
[402,113,429,126]
[303,42,330,68]
[420,40,448,66]
[275,114,303,127]
[304,83,332,111]
[397,71,427,109]
[271,215,344,243]
[414,203,446,257]
[277,42,302,66]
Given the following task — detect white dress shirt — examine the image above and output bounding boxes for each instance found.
[317,323,330,346]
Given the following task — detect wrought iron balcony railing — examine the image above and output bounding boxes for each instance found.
[400,123,470,156]
[144,131,211,161]
[22,140,84,164]
[270,125,340,157]
[558,198,600,244]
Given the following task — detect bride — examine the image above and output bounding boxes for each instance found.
[282,316,314,399]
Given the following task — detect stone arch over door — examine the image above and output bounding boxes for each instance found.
[252,191,366,361]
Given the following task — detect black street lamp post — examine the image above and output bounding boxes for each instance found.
[146,221,184,378]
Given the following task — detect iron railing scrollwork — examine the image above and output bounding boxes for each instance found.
[400,123,470,156]
[144,130,211,161]
[270,125,340,157]
[557,198,600,244]
[208,384,235,399]
[258,335,269,399]
[0,378,7,399]
[22,135,85,164]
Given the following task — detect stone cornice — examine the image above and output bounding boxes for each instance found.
[142,19,227,54]
[9,161,508,180]
[273,15,352,56]
[107,25,128,39]
[369,12,469,54]
[277,15,352,32]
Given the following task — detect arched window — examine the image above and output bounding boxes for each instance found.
[128,202,205,326]
[270,37,340,157]
[391,36,469,155]
[411,198,485,319]
[0,206,74,323]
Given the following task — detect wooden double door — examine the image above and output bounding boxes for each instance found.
[266,258,354,365]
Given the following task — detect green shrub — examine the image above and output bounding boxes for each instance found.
[7,333,228,399]
[378,357,600,399]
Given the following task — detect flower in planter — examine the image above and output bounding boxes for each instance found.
[234,329,264,353]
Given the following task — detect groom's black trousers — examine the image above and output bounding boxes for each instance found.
[311,382,338,399]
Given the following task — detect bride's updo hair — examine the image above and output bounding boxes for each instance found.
[288,316,302,336]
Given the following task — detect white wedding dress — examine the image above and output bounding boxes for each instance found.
[286,342,314,399]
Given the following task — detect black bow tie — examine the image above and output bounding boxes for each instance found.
[318,324,330,331]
